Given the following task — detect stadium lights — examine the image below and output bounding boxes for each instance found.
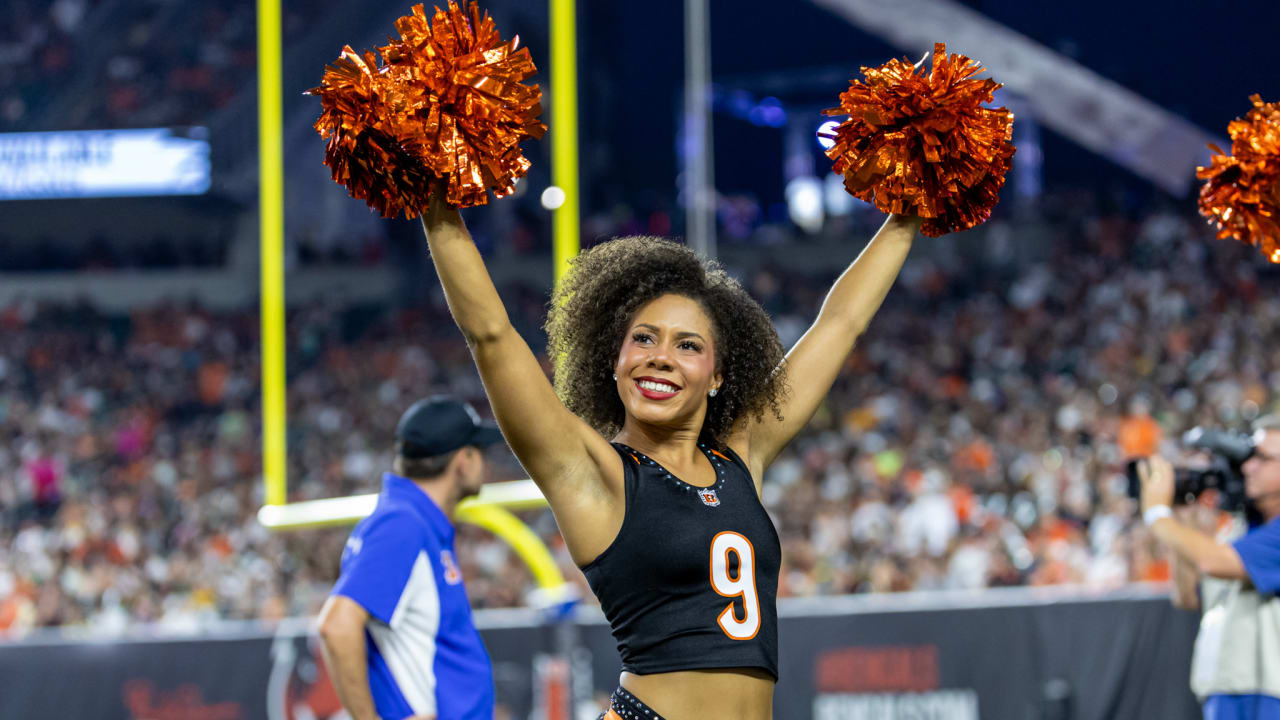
[540,185,567,210]
[816,120,840,150]
[785,175,824,233]
[824,171,855,217]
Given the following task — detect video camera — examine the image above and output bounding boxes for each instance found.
[1125,427,1256,512]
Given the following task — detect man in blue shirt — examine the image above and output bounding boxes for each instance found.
[1140,415,1280,720]
[318,396,505,720]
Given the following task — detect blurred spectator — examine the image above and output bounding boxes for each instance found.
[0,0,321,132]
[1,188,1279,635]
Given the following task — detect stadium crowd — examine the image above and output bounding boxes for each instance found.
[1,188,1275,636]
[0,0,324,132]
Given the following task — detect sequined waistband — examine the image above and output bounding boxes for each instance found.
[598,685,666,720]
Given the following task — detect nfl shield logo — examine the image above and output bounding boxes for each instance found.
[698,488,720,507]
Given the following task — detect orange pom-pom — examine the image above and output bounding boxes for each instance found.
[1197,95,1280,262]
[308,2,546,216]
[821,43,1015,237]
[308,48,436,218]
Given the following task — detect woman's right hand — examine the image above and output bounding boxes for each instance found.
[423,176,461,230]
[417,175,622,566]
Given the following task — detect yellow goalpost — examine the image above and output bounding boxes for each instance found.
[254,0,580,595]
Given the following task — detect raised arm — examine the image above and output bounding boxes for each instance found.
[1170,551,1200,610]
[739,214,921,471]
[420,193,620,544]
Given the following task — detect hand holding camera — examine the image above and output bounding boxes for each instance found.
[1136,455,1176,522]
[1125,427,1255,513]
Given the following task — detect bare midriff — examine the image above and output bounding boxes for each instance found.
[619,667,775,720]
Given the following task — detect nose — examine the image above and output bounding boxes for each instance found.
[646,345,674,370]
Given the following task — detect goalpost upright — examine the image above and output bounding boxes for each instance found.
[253,0,581,593]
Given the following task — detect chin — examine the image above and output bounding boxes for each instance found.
[628,405,683,427]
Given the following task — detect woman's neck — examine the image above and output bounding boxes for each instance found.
[613,419,703,466]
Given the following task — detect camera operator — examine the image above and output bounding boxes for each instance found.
[1139,416,1280,719]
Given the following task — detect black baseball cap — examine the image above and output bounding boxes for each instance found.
[395,396,504,458]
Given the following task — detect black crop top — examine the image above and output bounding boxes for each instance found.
[580,442,781,679]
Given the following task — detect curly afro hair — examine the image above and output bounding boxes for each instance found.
[545,236,788,446]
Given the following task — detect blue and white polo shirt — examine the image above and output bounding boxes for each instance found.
[332,473,494,720]
[1194,515,1280,714]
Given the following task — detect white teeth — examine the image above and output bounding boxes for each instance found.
[638,380,678,393]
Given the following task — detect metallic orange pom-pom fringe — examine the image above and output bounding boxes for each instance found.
[1197,95,1280,262]
[308,2,545,217]
[821,43,1014,237]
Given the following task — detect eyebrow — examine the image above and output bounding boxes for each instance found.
[635,323,705,342]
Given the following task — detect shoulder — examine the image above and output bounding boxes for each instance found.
[358,505,428,542]
[1256,516,1280,535]
[721,430,764,493]
[1236,516,1280,548]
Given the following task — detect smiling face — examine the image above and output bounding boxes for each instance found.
[613,293,722,431]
